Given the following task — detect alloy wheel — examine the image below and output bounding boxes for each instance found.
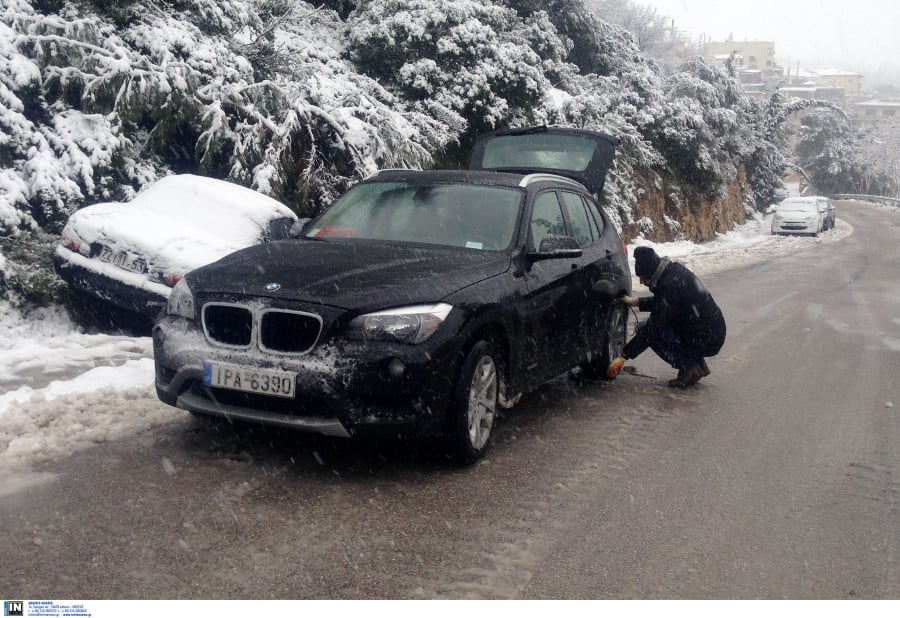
[466,354,497,450]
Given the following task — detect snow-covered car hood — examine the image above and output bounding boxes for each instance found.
[185,239,513,312]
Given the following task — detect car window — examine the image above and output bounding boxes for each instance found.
[559,192,595,248]
[530,192,566,250]
[583,197,606,237]
[306,182,523,251]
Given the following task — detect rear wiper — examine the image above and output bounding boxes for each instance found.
[505,125,548,136]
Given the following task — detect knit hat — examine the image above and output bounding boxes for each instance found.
[633,246,661,280]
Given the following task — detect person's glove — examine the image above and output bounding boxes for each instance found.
[617,295,638,307]
[607,357,626,379]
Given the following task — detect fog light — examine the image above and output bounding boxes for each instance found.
[386,358,406,380]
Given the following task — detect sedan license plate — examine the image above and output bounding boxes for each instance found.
[99,245,147,274]
[203,362,296,398]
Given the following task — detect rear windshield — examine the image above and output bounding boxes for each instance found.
[306,182,523,251]
[480,134,598,173]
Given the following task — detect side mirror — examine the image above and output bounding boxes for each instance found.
[289,218,311,238]
[528,234,583,261]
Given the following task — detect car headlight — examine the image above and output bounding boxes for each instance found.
[346,303,453,344]
[166,278,195,319]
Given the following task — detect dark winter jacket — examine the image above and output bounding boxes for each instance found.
[623,260,726,360]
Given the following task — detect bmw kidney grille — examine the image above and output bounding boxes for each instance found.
[202,303,322,353]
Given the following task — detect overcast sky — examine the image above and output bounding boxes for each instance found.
[641,0,900,86]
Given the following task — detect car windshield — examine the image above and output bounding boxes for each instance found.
[305,181,523,251]
[779,201,817,213]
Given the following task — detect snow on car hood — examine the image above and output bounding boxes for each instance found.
[65,175,296,275]
[185,239,513,312]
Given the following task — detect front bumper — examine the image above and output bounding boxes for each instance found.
[771,220,818,235]
[53,248,168,318]
[153,316,464,438]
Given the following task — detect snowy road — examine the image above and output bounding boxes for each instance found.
[1,202,898,598]
[0,209,853,473]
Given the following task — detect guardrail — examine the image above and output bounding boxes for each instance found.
[833,194,900,205]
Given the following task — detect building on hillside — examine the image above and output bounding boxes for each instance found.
[812,69,863,97]
[735,68,767,98]
[783,67,818,86]
[778,85,846,103]
[702,38,784,94]
[703,39,778,71]
[783,68,863,99]
[851,99,900,126]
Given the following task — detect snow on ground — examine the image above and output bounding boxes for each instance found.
[0,211,856,474]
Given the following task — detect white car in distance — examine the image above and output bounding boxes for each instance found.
[771,197,827,236]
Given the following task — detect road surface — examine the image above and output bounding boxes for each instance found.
[1,201,897,599]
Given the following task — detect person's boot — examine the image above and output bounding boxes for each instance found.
[699,359,710,377]
[668,364,704,388]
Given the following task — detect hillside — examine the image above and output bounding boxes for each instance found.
[1,0,805,305]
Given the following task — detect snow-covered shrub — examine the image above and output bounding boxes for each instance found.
[1,0,461,235]
[796,106,862,195]
[347,0,553,137]
[856,123,900,197]
[636,215,653,236]
[653,58,754,199]
[0,230,68,306]
[1,0,830,258]
[196,3,463,213]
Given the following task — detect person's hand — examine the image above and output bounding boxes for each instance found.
[607,357,626,379]
[617,295,638,307]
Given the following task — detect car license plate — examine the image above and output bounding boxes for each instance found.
[99,245,147,274]
[203,362,296,398]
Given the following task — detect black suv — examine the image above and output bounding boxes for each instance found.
[153,127,631,463]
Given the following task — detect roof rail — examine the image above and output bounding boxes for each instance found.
[518,173,587,190]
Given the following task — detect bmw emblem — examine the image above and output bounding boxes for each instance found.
[265,282,281,292]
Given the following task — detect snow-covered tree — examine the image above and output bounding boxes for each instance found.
[583,0,681,73]
[796,106,862,195]
[347,0,556,145]
[0,0,459,239]
[653,57,755,198]
[4,0,848,309]
[854,123,900,197]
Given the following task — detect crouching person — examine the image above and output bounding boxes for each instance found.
[608,246,726,388]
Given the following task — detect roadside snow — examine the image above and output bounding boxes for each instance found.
[0,211,854,473]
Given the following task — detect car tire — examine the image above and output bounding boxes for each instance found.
[444,340,500,465]
[579,302,628,381]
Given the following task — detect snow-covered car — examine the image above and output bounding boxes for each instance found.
[53,175,298,320]
[771,197,826,236]
[153,127,630,464]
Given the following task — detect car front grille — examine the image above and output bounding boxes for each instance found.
[202,302,323,354]
[260,309,323,353]
[204,304,253,346]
